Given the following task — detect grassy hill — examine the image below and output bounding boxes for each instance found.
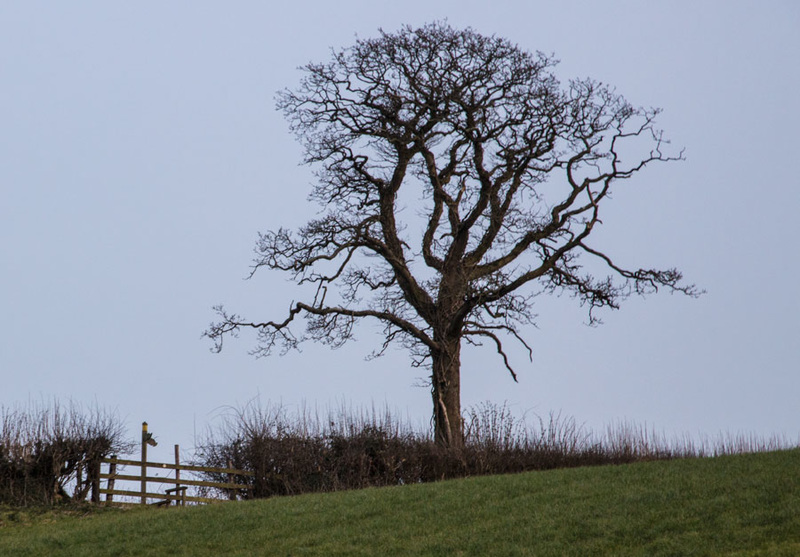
[1,449,799,556]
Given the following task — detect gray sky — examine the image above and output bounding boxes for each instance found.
[2,1,799,459]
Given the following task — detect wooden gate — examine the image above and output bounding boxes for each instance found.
[100,422,253,506]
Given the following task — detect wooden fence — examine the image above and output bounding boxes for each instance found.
[98,422,254,506]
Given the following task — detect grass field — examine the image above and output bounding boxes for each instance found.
[1,449,799,556]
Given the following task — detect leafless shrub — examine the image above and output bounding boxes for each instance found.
[195,399,800,500]
[0,400,132,506]
[692,431,794,457]
[195,401,422,497]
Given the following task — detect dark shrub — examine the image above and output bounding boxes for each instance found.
[0,400,132,506]
[195,400,799,500]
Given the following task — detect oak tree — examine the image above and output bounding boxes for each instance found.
[206,23,698,448]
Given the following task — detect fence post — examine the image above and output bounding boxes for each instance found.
[174,444,183,507]
[140,422,158,505]
[90,457,101,504]
[106,455,117,505]
[141,422,148,505]
[76,462,83,501]
[227,459,236,501]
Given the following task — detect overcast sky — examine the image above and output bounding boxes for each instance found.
[2,1,798,459]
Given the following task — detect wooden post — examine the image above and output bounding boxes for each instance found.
[75,462,83,500]
[90,457,101,504]
[141,422,148,505]
[106,455,117,505]
[227,459,236,501]
[174,444,182,507]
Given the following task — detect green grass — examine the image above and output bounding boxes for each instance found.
[2,450,799,556]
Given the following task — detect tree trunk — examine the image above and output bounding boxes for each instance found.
[431,336,463,449]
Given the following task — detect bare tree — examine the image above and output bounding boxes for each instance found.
[206,22,698,448]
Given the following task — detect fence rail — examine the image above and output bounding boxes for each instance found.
[97,487,230,506]
[102,458,253,476]
[99,471,250,490]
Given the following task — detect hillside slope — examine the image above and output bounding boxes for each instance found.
[1,450,799,556]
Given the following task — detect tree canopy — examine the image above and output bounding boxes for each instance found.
[206,22,698,448]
